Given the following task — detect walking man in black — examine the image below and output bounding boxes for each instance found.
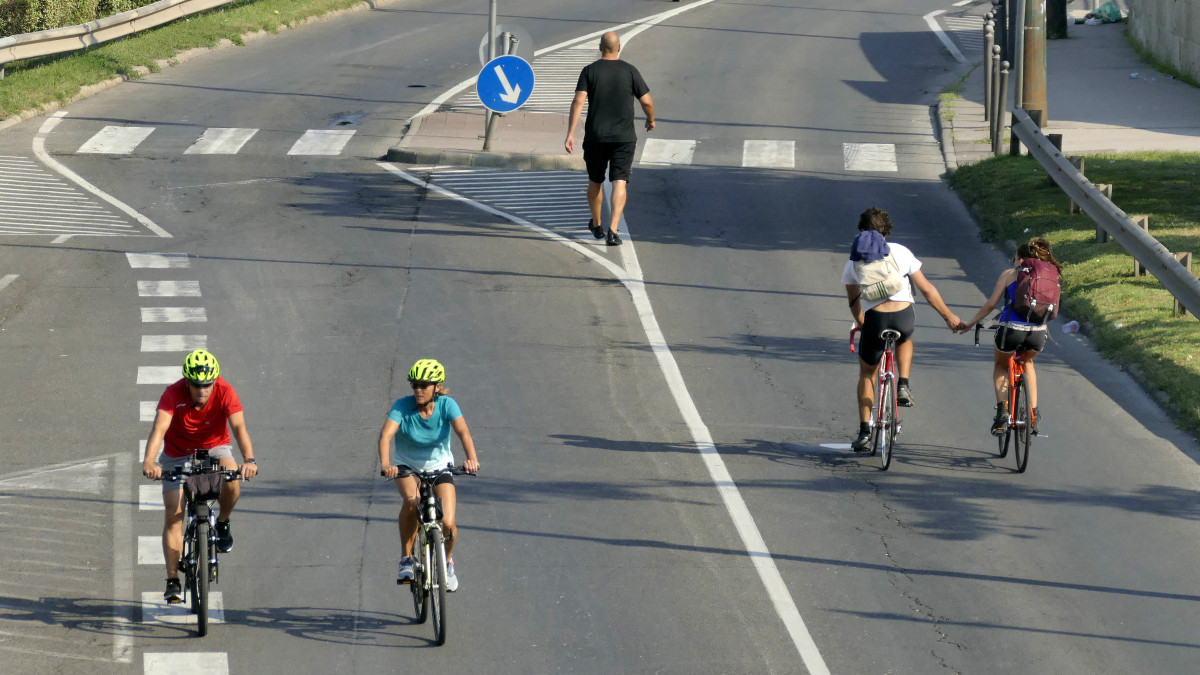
[564,31,656,246]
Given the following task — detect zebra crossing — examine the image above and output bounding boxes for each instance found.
[0,155,142,237]
[66,125,358,157]
[942,13,986,57]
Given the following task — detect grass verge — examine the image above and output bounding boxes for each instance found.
[951,152,1200,430]
[0,0,368,120]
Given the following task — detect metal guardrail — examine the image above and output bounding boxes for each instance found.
[1010,107,1200,319]
[0,0,235,78]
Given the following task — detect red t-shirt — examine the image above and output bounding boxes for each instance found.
[158,377,244,458]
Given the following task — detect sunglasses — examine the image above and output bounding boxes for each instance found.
[410,381,436,390]
[187,381,215,389]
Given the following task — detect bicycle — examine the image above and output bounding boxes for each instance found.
[383,464,474,646]
[850,326,902,470]
[160,449,240,636]
[975,323,1032,472]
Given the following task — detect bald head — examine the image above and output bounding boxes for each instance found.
[600,31,621,55]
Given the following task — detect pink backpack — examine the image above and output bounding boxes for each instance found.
[1012,258,1060,324]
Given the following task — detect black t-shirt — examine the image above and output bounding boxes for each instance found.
[576,59,650,143]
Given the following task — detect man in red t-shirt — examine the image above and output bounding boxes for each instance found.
[142,349,257,604]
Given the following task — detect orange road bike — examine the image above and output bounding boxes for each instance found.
[976,323,1032,472]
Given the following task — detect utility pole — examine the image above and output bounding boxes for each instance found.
[1022,0,1048,126]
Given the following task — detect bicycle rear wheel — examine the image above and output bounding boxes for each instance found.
[877,378,895,470]
[429,528,448,646]
[410,527,428,624]
[195,519,210,636]
[1013,378,1032,472]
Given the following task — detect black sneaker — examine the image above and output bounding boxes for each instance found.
[606,229,622,246]
[897,383,914,407]
[164,577,182,604]
[851,430,873,453]
[991,404,1008,436]
[215,519,233,553]
[588,218,604,239]
[1031,407,1040,435]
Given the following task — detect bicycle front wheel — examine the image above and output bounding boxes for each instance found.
[429,528,448,646]
[877,377,895,471]
[195,519,210,636]
[411,527,428,624]
[1013,378,1032,472]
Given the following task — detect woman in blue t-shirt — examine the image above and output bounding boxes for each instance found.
[377,359,479,591]
[959,238,1062,436]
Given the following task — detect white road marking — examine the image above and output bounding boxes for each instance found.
[137,536,165,565]
[184,128,258,155]
[137,366,182,384]
[379,161,830,675]
[140,402,157,422]
[138,485,162,510]
[844,143,898,172]
[112,453,134,663]
[141,335,206,352]
[137,280,201,297]
[0,274,16,292]
[639,138,697,165]
[0,155,140,239]
[819,443,854,451]
[0,458,107,493]
[140,307,207,323]
[144,652,229,675]
[953,0,972,6]
[924,10,968,64]
[288,129,355,156]
[742,140,795,168]
[78,126,155,154]
[126,252,189,268]
[141,592,224,625]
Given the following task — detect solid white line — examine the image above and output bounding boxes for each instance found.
[924,10,968,64]
[140,307,207,323]
[112,453,133,663]
[144,652,229,675]
[137,280,201,297]
[126,252,189,269]
[377,162,829,675]
[0,274,16,292]
[34,113,172,238]
[141,334,206,352]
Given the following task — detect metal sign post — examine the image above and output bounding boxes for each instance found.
[486,0,497,139]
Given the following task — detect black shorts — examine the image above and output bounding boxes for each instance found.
[583,140,637,184]
[858,306,916,367]
[398,466,455,487]
[995,324,1047,354]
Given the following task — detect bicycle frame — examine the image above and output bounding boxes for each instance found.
[850,326,901,469]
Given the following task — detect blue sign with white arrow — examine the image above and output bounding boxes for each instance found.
[476,55,535,113]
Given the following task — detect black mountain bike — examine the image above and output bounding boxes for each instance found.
[385,464,473,646]
[162,449,240,636]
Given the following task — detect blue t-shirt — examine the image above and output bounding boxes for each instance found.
[387,395,463,471]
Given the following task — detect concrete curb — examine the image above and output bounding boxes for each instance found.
[383,145,585,171]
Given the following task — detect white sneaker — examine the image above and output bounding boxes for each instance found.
[397,556,414,584]
[445,558,459,592]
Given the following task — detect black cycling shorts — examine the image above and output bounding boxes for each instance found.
[995,324,1047,354]
[858,306,916,367]
[583,139,637,184]
[398,467,454,487]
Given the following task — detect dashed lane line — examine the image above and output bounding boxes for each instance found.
[140,307,207,323]
[144,652,229,675]
[141,335,207,352]
[137,280,201,297]
[126,252,189,269]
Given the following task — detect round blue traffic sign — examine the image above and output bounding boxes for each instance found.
[476,55,535,113]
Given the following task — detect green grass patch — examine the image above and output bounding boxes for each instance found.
[1,0,366,119]
[950,152,1200,429]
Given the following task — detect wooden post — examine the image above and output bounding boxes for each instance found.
[1045,135,1064,186]
[1086,184,1113,236]
[1131,216,1151,276]
[1174,252,1193,317]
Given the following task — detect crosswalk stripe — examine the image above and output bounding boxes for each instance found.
[137,281,201,297]
[640,138,697,165]
[140,307,207,323]
[140,401,157,422]
[137,366,181,384]
[78,126,155,154]
[140,592,225,626]
[126,253,189,269]
[843,143,898,172]
[742,140,795,168]
[184,128,258,155]
[144,652,229,675]
[138,484,162,510]
[137,536,165,565]
[288,129,356,155]
[141,335,206,352]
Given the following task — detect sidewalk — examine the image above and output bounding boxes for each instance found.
[940,8,1200,170]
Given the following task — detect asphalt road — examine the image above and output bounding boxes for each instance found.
[1,0,1198,673]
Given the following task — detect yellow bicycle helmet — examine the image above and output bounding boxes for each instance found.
[407,358,445,383]
[183,349,220,384]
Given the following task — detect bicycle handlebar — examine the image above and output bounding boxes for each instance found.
[380,464,476,479]
[974,322,1001,347]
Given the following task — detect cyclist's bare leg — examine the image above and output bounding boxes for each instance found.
[435,482,458,558]
[162,490,185,578]
[895,339,913,379]
[992,348,1011,403]
[216,455,240,520]
[857,358,880,423]
[395,475,420,556]
[587,181,603,229]
[1021,351,1038,408]
[608,179,628,233]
